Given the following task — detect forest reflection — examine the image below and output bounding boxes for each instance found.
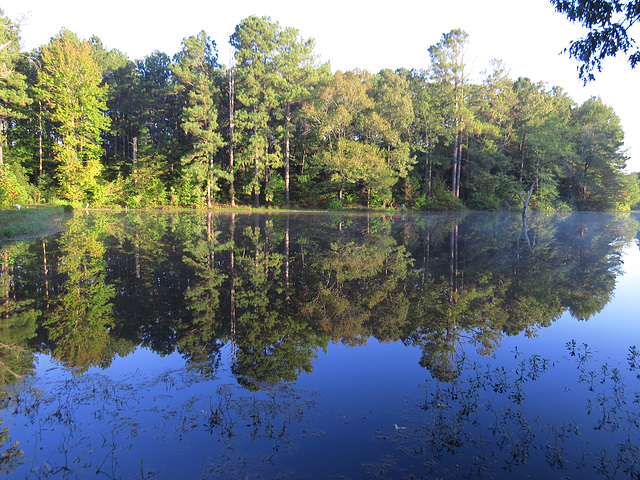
[1,211,638,389]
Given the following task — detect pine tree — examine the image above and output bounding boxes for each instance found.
[428,29,472,198]
[271,24,320,206]
[172,31,227,208]
[230,16,281,207]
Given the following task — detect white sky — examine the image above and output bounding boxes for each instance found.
[3,0,639,171]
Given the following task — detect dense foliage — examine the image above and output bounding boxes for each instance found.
[1,11,638,210]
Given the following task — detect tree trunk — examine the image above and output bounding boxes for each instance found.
[284,102,291,207]
[230,213,236,346]
[132,136,138,187]
[254,152,260,207]
[207,150,212,209]
[425,130,432,195]
[519,133,526,183]
[519,183,535,217]
[229,68,235,207]
[451,139,458,196]
[42,241,50,303]
[450,224,459,294]
[207,212,213,265]
[518,213,531,248]
[456,134,463,198]
[38,101,43,178]
[285,215,290,292]
[452,130,463,198]
[264,144,270,204]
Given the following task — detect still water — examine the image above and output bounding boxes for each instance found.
[1,210,639,479]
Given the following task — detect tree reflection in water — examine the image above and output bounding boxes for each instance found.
[0,211,638,478]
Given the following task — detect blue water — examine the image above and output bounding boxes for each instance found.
[1,212,639,479]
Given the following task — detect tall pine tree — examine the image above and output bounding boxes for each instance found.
[172,31,227,208]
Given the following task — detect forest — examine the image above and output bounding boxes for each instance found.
[1,11,639,211]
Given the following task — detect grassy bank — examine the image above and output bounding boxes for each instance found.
[0,206,69,241]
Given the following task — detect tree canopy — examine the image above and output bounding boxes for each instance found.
[0,10,637,211]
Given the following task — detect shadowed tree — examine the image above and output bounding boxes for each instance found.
[0,242,38,385]
[567,96,627,209]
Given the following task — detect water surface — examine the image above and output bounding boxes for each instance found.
[1,211,639,479]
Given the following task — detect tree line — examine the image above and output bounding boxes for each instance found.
[1,12,638,210]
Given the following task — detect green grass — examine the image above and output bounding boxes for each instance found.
[0,206,68,240]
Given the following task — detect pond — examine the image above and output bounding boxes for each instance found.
[1,210,639,479]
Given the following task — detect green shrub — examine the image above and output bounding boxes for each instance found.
[328,198,343,210]
[0,163,35,208]
[127,177,168,208]
[466,191,504,211]
[415,178,465,211]
[265,174,284,206]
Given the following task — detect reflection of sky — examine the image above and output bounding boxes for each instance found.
[620,242,640,279]
[580,242,639,335]
[298,235,640,471]
[509,241,640,362]
[292,242,640,477]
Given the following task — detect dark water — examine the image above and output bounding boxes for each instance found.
[1,210,640,479]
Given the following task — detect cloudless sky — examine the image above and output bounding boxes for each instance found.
[3,0,638,171]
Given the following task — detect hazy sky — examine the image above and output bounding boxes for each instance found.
[4,0,638,170]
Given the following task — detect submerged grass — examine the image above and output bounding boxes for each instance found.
[0,206,69,241]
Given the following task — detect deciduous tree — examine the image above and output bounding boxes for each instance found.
[368,69,416,183]
[36,29,110,204]
[0,10,32,206]
[568,96,627,208]
[551,0,640,81]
